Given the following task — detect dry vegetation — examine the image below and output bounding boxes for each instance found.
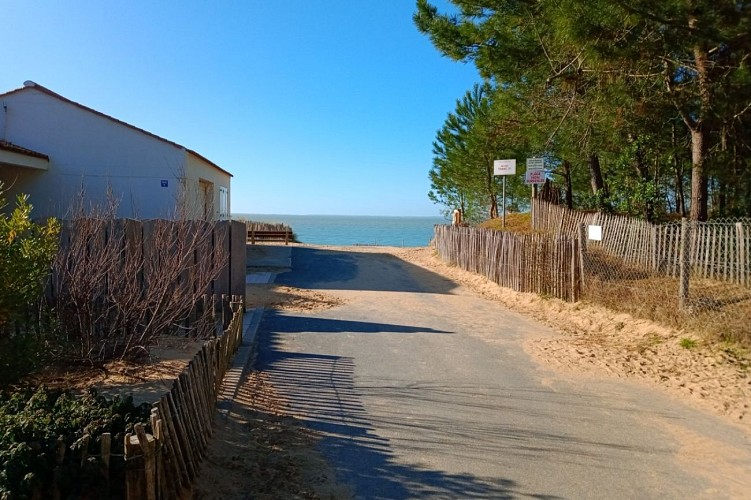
[477,212,533,233]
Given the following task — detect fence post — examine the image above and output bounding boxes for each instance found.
[577,224,587,293]
[100,433,111,497]
[738,223,747,287]
[679,218,691,309]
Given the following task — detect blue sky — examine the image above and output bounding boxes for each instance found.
[1,1,479,216]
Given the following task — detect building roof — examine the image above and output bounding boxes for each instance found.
[0,140,49,160]
[0,81,232,177]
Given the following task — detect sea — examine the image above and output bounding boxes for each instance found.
[233,214,447,247]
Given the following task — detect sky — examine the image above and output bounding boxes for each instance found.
[0,1,479,216]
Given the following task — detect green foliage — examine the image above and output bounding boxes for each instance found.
[0,332,58,387]
[415,0,751,219]
[679,338,698,349]
[0,186,61,385]
[0,186,60,327]
[428,83,533,220]
[0,386,150,498]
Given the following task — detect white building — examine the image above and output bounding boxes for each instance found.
[0,81,231,220]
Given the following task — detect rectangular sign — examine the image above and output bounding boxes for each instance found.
[588,225,602,241]
[525,169,546,184]
[493,159,516,176]
[526,157,544,170]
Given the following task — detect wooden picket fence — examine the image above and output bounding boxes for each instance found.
[124,296,246,499]
[434,225,582,301]
[532,199,751,287]
[53,218,247,301]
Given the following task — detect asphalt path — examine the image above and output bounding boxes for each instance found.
[253,245,751,499]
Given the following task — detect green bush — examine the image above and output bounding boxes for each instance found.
[0,186,60,384]
[0,386,151,499]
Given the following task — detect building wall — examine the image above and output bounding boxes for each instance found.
[184,152,231,220]
[0,87,186,219]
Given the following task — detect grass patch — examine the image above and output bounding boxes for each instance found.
[680,338,698,349]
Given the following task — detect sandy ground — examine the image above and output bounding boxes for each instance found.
[28,336,203,404]
[193,243,751,498]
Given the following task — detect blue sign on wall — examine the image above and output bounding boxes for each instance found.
[161,180,168,187]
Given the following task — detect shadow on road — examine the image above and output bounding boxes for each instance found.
[258,330,564,499]
[261,309,453,335]
[274,247,458,294]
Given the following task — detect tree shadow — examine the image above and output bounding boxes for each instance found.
[256,318,700,498]
[273,247,458,294]
[257,339,530,498]
[261,309,453,335]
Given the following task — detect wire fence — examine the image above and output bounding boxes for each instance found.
[437,201,751,345]
[536,199,751,343]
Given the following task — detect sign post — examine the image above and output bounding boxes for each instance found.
[493,159,516,229]
[525,158,545,220]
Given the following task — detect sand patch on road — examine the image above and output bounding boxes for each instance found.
[246,283,345,312]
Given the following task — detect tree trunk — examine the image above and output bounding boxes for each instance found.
[689,127,708,221]
[633,141,655,221]
[489,193,499,219]
[688,19,710,221]
[588,154,608,210]
[563,160,573,209]
[672,122,687,217]
[486,160,499,218]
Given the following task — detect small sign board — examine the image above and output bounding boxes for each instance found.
[525,169,546,185]
[493,159,516,176]
[160,180,169,188]
[588,225,602,241]
[526,157,544,170]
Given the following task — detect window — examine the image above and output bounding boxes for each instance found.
[219,186,228,220]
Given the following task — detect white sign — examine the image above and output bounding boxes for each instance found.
[494,159,516,176]
[525,169,546,184]
[588,225,602,241]
[526,157,544,170]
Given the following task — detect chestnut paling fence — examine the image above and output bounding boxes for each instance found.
[435,201,751,342]
[124,297,245,499]
[531,199,751,287]
[29,297,245,499]
[433,225,583,302]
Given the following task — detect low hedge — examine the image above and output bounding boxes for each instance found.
[0,386,151,499]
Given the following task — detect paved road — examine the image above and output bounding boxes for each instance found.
[253,246,751,499]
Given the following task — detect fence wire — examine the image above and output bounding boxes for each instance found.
[548,205,751,345]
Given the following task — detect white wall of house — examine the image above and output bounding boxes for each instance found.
[0,82,232,220]
[184,152,231,220]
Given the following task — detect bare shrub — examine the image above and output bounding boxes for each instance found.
[51,194,227,363]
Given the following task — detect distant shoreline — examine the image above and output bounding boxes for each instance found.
[234,214,445,247]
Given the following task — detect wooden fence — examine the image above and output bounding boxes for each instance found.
[125,296,246,499]
[532,199,751,287]
[434,225,582,302]
[24,296,245,499]
[54,218,247,303]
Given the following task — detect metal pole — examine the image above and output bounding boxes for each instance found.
[502,176,506,229]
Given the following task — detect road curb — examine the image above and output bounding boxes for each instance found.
[216,271,274,419]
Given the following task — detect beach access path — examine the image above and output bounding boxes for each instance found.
[252,244,751,499]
